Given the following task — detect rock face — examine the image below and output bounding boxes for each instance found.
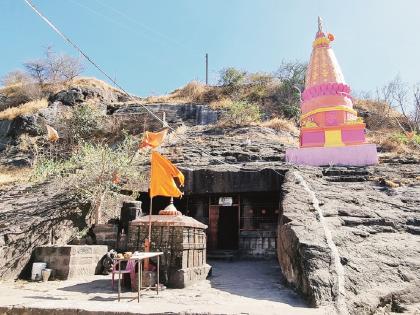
[114,103,220,127]
[48,85,129,106]
[161,125,294,166]
[0,120,12,150]
[0,181,89,280]
[277,162,420,314]
[151,124,420,313]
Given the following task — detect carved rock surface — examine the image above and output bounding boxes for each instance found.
[278,163,420,314]
[0,181,89,280]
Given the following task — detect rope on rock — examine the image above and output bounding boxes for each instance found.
[292,170,348,315]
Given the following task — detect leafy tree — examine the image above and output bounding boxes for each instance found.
[222,101,261,125]
[218,67,247,86]
[33,134,147,224]
[274,61,307,120]
[59,104,104,144]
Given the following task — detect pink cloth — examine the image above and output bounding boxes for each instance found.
[286,144,378,166]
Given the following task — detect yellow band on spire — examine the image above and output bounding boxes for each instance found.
[312,36,330,47]
[300,106,357,121]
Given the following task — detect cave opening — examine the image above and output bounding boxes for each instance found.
[137,168,285,258]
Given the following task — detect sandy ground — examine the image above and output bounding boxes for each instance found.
[0,260,331,315]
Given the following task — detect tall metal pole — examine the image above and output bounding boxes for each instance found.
[205,53,208,85]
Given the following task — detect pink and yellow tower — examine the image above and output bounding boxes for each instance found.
[286,18,378,166]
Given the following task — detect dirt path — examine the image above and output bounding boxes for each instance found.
[0,260,330,314]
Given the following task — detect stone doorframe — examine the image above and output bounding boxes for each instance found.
[207,195,241,251]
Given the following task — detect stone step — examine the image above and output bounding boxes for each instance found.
[325,175,369,182]
[207,250,238,261]
[322,167,370,177]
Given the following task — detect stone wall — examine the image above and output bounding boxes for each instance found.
[127,216,210,288]
[93,224,118,250]
[114,103,219,128]
[239,230,277,258]
[33,245,107,280]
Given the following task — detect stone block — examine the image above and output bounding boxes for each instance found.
[168,264,211,288]
[127,216,208,288]
[32,245,107,280]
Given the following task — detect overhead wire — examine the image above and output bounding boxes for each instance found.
[90,0,204,58]
[23,0,287,176]
[70,0,203,85]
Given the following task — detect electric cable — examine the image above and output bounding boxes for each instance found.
[23,0,289,175]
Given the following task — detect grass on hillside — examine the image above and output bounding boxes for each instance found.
[261,117,299,135]
[368,131,420,154]
[71,77,124,95]
[0,166,32,187]
[142,81,210,104]
[0,98,48,120]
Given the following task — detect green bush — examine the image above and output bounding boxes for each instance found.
[222,101,261,126]
[391,132,420,145]
[246,72,277,102]
[32,134,147,212]
[273,61,307,120]
[62,104,104,142]
[218,67,247,87]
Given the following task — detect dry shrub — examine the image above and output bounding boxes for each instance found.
[175,81,207,101]
[0,82,43,110]
[354,99,402,131]
[261,117,298,135]
[368,132,407,154]
[71,77,123,94]
[144,81,208,104]
[17,134,38,152]
[0,98,48,120]
[219,101,261,126]
[209,98,233,109]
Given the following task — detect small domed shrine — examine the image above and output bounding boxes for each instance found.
[286,17,378,166]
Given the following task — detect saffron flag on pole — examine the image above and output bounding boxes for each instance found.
[139,128,168,149]
[150,151,185,198]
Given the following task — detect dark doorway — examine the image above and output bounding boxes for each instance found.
[217,206,239,250]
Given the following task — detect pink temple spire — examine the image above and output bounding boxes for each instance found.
[285,17,378,166]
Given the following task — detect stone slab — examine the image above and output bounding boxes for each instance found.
[286,144,378,166]
[33,245,107,280]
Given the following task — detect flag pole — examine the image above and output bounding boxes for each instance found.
[144,149,154,270]
[148,197,153,242]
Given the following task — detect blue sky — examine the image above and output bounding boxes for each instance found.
[1,0,420,97]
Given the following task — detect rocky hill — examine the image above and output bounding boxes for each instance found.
[0,78,419,314]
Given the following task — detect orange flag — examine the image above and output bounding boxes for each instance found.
[150,151,185,198]
[140,128,168,149]
[46,125,59,142]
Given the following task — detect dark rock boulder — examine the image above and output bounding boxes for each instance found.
[7,114,42,138]
[48,85,124,106]
[49,87,86,106]
[0,93,7,111]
